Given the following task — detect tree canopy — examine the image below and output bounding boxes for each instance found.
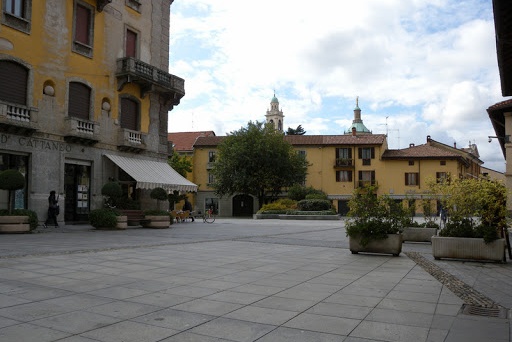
[286,124,306,135]
[212,121,309,208]
[168,153,192,177]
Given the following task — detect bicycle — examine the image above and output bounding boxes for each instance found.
[203,209,215,223]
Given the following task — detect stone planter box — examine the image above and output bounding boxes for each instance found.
[402,227,437,243]
[116,216,128,229]
[349,234,403,256]
[432,236,505,262]
[0,215,30,233]
[142,215,170,229]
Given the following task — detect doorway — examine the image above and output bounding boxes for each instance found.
[64,163,91,222]
[232,194,253,217]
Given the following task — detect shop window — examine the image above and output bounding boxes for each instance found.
[2,0,32,33]
[0,153,28,210]
[0,60,28,106]
[205,197,218,215]
[120,97,139,131]
[68,82,91,120]
[73,1,94,57]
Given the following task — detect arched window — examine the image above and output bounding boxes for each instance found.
[68,82,91,120]
[278,120,282,131]
[120,97,139,131]
[0,60,28,105]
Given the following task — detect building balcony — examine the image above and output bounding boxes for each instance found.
[0,102,39,135]
[116,57,185,109]
[63,117,100,146]
[334,158,354,168]
[357,180,378,188]
[118,128,147,153]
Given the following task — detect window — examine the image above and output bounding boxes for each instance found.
[336,148,352,166]
[297,150,306,157]
[120,97,139,131]
[408,160,414,166]
[0,60,28,105]
[68,82,91,120]
[336,170,352,182]
[125,0,141,12]
[436,172,448,183]
[208,151,216,163]
[440,160,446,165]
[405,172,419,186]
[208,172,215,185]
[2,0,32,33]
[358,170,375,187]
[358,147,375,165]
[125,28,137,58]
[73,1,94,57]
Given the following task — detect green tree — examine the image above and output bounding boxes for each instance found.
[212,121,309,208]
[0,169,25,215]
[168,153,192,178]
[286,124,306,135]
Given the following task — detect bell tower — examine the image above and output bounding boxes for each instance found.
[265,93,284,132]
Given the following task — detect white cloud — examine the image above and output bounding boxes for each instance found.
[168,0,508,172]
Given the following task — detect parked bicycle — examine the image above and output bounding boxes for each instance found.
[203,208,215,223]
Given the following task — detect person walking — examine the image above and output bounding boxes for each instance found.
[44,191,59,228]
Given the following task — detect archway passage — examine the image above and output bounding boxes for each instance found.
[232,194,253,217]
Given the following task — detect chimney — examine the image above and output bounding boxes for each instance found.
[351,127,356,136]
[453,142,457,148]
[409,143,415,148]
[427,135,431,143]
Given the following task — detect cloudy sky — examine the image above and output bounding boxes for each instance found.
[167,0,509,172]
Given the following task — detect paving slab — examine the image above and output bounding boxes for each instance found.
[0,219,511,341]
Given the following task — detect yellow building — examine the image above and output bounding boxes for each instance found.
[183,96,482,217]
[0,0,195,224]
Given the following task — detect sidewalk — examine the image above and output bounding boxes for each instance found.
[0,219,510,341]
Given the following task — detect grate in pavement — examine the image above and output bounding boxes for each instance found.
[461,304,508,318]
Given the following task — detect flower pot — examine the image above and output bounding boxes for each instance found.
[402,227,437,243]
[432,236,505,262]
[349,234,403,256]
[142,215,170,229]
[116,215,128,229]
[0,215,30,233]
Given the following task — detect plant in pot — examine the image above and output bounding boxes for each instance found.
[89,181,126,230]
[143,187,170,228]
[345,185,406,256]
[402,196,439,243]
[0,169,37,233]
[429,178,507,262]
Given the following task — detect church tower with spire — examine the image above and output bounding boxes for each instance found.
[265,93,284,132]
[344,97,371,135]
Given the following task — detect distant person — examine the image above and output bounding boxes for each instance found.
[44,191,59,228]
[440,207,447,228]
[183,197,194,222]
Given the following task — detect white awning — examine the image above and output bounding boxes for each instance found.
[104,154,197,192]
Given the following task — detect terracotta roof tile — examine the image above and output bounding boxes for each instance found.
[194,134,387,148]
[168,131,216,152]
[382,144,461,159]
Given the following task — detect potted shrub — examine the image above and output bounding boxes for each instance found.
[429,178,507,262]
[89,182,127,230]
[402,198,439,243]
[143,187,170,228]
[0,169,34,233]
[345,186,406,256]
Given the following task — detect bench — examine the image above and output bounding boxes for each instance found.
[119,210,145,226]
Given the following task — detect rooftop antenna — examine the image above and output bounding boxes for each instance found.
[380,116,400,148]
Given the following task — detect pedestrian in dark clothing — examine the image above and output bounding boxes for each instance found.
[44,191,59,228]
[183,198,194,222]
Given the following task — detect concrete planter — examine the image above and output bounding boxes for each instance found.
[403,227,437,243]
[116,216,128,230]
[432,236,505,262]
[142,215,170,229]
[0,215,30,233]
[349,234,403,256]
